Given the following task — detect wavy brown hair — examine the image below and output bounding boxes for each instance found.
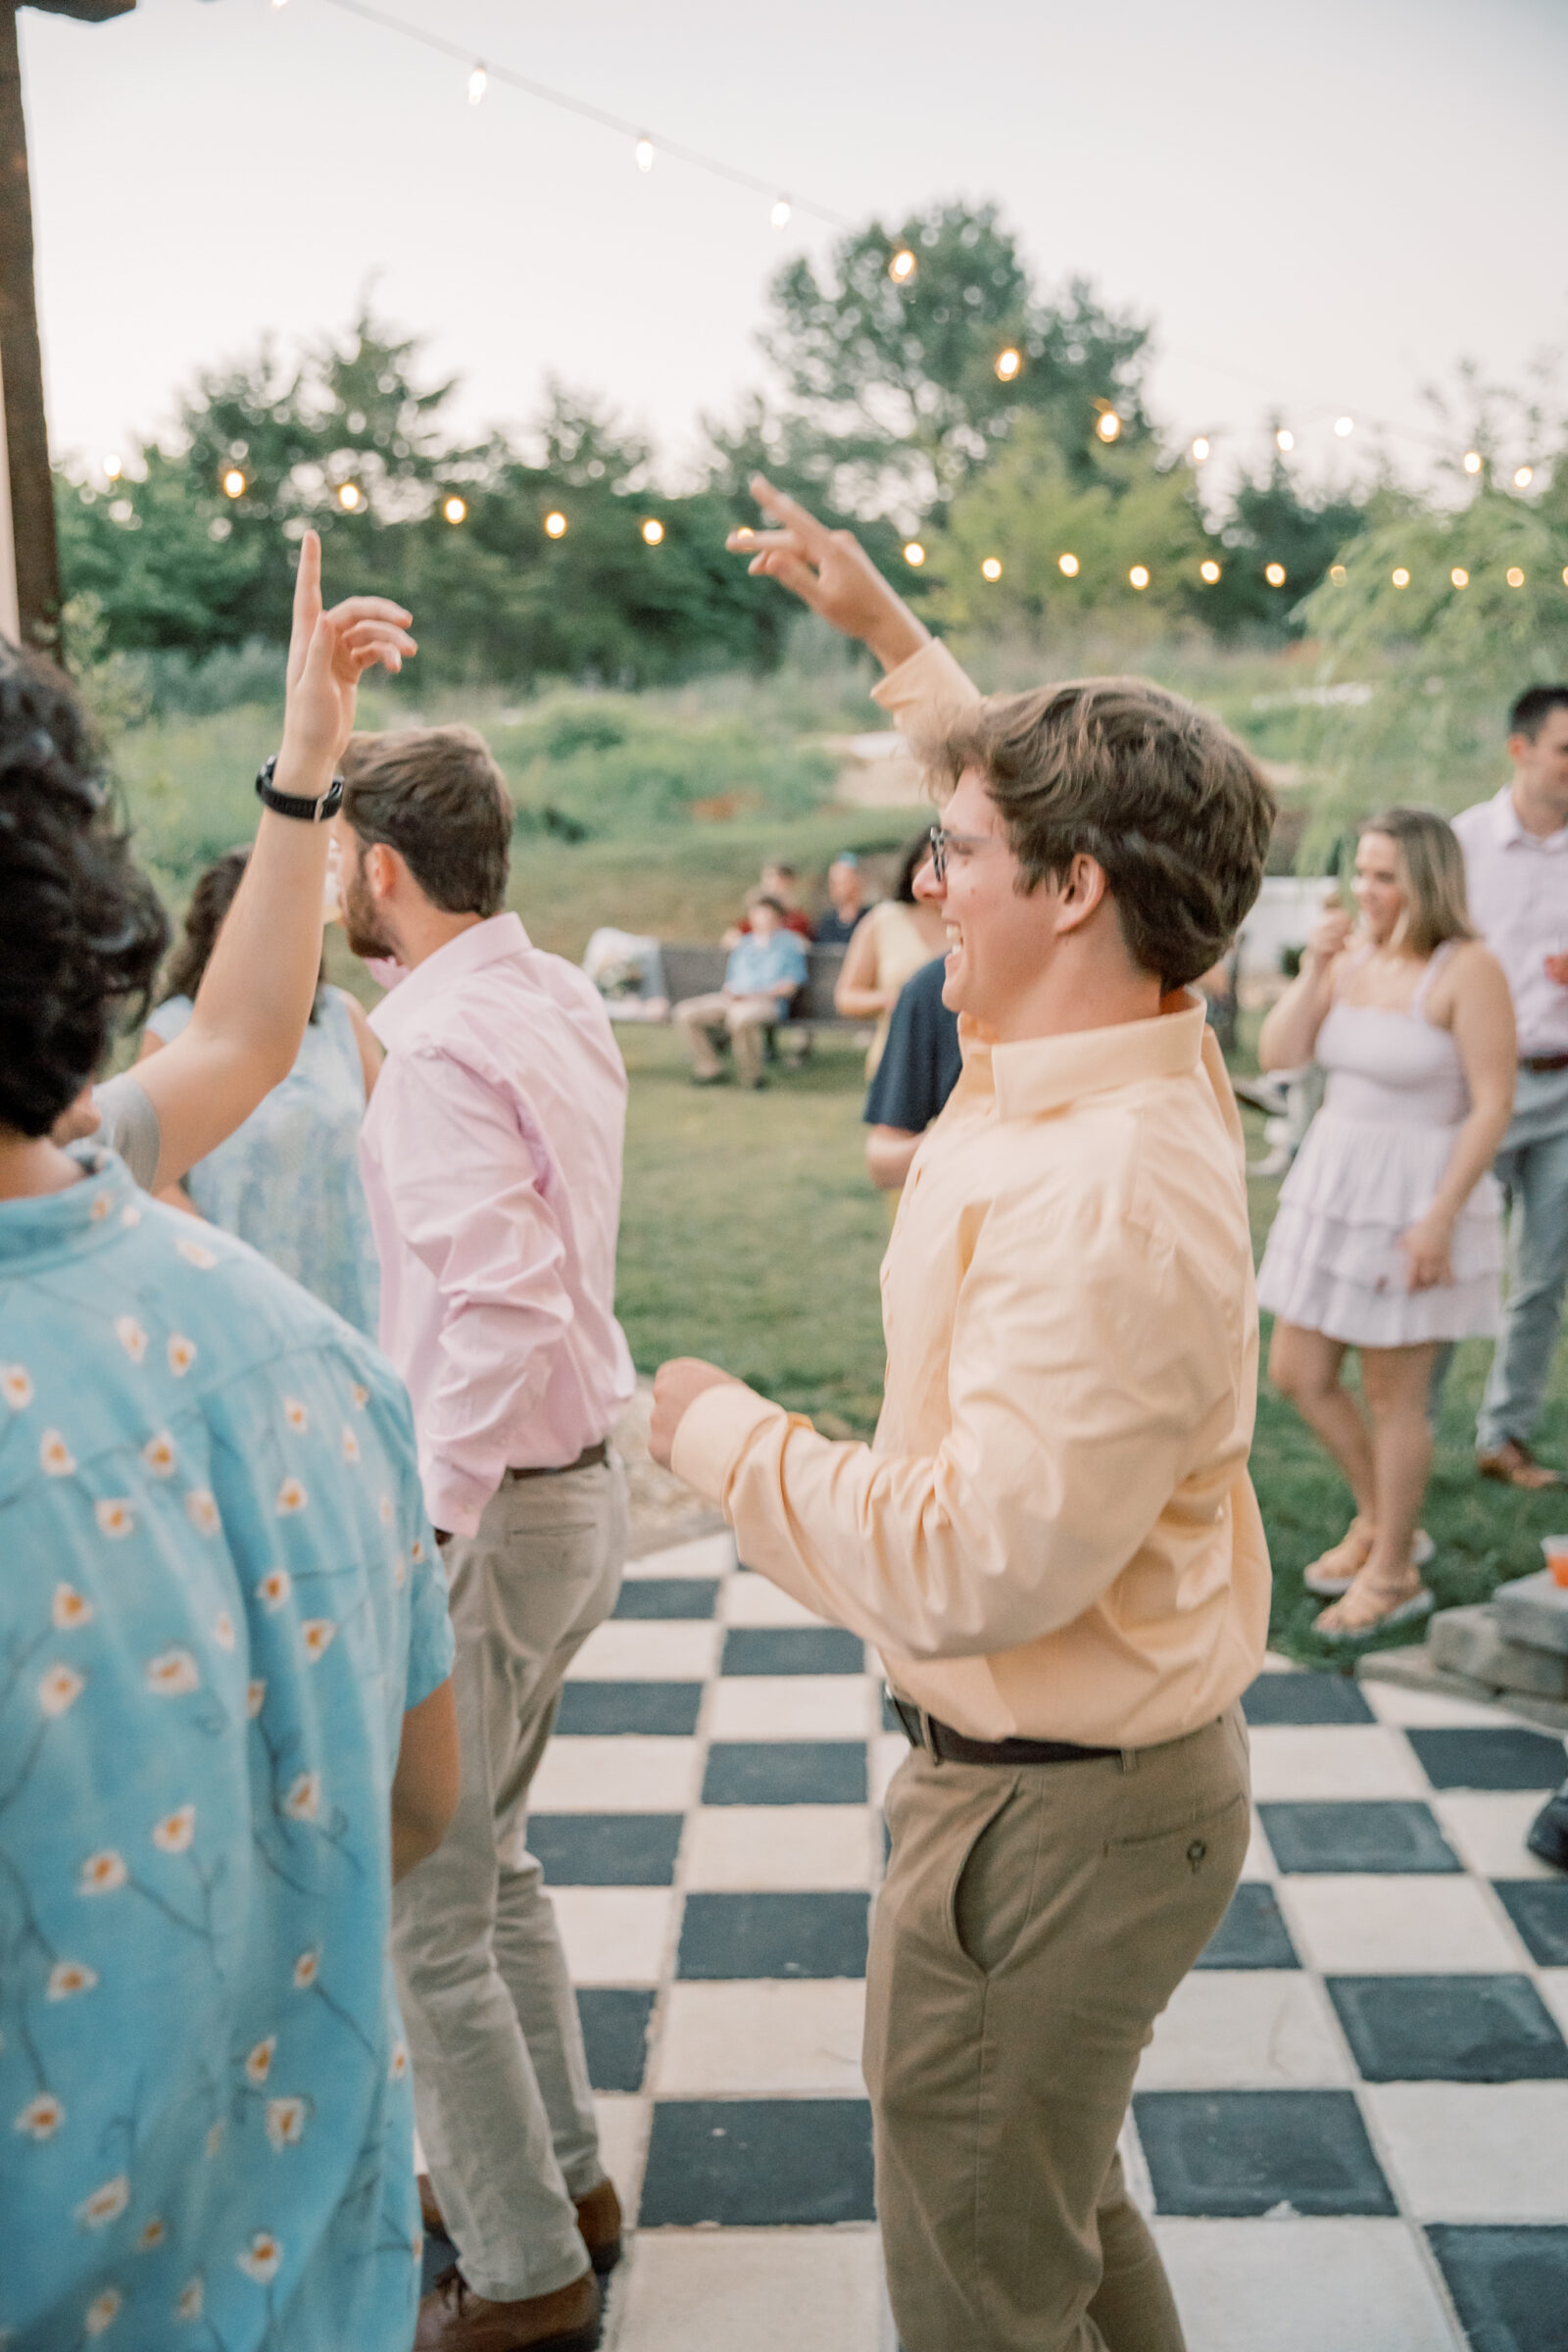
[159,846,323,1019]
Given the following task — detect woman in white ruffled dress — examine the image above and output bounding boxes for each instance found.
[1256,808,1516,1639]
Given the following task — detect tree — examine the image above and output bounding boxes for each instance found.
[1206,448,1369,639]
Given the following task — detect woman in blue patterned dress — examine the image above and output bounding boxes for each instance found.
[139,849,383,1335]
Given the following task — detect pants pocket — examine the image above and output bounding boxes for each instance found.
[950,1775,1029,1976]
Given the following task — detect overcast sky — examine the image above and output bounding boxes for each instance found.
[24,0,1568,497]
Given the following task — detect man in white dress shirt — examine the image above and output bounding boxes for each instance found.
[1452,685,1568,1487]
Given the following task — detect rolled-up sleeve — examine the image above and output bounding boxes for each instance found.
[374,1048,573,1536]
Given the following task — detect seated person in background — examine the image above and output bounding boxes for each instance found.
[724,858,815,946]
[0,637,458,2352]
[71,528,415,1195]
[815,851,872,946]
[863,950,962,1193]
[138,845,384,1336]
[834,831,949,1076]
[674,891,808,1088]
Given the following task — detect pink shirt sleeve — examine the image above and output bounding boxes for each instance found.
[373,1046,574,1535]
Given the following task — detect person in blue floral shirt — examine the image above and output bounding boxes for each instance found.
[0,608,459,2350]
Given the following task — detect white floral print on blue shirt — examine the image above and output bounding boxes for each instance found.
[0,1150,454,2352]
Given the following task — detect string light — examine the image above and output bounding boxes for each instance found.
[1563,569,1568,588]
[770,198,791,229]
[1057,553,1079,577]
[733,526,755,544]
[1265,563,1287,586]
[980,556,1004,582]
[1200,560,1221,583]
[1507,566,1525,587]
[1514,466,1534,489]
[1190,436,1209,464]
[544,510,568,537]
[1334,416,1354,437]
[1450,566,1468,588]
[903,542,926,567]
[1329,564,1348,582]
[337,482,363,511]
[1392,567,1409,587]
[221,467,245,498]
[641,517,664,545]
[1129,564,1150,590]
[1097,411,1121,443]
[443,495,466,524]
[889,248,916,283]
[1463,451,1483,474]
[103,454,122,480]
[1275,428,1295,453]
[994,348,1022,383]
[467,62,487,104]
[635,136,655,172]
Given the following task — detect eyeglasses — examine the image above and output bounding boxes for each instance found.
[925,824,999,884]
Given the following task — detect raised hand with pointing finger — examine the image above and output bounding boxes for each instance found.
[727,475,930,674]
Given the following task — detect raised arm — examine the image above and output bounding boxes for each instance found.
[1257,899,1353,1072]
[133,533,415,1190]
[728,476,930,672]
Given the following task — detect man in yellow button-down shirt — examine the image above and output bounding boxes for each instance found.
[652,487,1275,2352]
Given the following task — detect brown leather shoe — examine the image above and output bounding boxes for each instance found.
[1478,1439,1566,1491]
[416,2174,621,2278]
[414,2263,600,2352]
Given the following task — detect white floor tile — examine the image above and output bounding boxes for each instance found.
[1359,1681,1521,1731]
[567,1621,721,1681]
[1362,2082,1568,2221]
[1246,1724,1428,1801]
[707,1673,874,1740]
[653,1980,868,2096]
[1152,2218,1462,2352]
[622,1533,735,1580]
[720,1575,835,1629]
[1241,1808,1278,1880]
[1430,1789,1565,1882]
[592,2095,651,2224]
[1280,1873,1530,1975]
[683,1804,876,1890]
[552,1886,675,1986]
[529,1737,701,1814]
[1136,1971,1349,2089]
[611,2229,884,2352]
[871,1732,909,1807]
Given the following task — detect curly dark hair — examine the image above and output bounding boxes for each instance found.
[0,645,168,1137]
[893,830,931,905]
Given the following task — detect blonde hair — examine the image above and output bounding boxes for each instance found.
[1360,808,1474,957]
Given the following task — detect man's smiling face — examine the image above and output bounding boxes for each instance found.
[918,767,1061,1033]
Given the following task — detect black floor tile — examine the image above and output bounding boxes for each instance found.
[1327,1974,1568,2082]
[1258,1800,1461,1874]
[1427,2225,1568,2352]
[1133,2089,1396,2217]
[639,2098,875,2227]
[612,1578,718,1621]
[530,1813,684,1886]
[677,1890,870,1980]
[1493,1879,1568,1968]
[1194,1881,1299,1970]
[1404,1727,1568,1792]
[1241,1675,1374,1726]
[576,1987,655,2094]
[703,1740,867,1806]
[556,1681,703,1737]
[721,1627,867,1676]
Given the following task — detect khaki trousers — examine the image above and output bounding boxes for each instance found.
[673,990,779,1084]
[864,1706,1250,2352]
[391,1454,628,2302]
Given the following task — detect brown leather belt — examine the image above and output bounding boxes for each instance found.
[505,1441,610,1482]
[1521,1054,1568,1074]
[889,1692,1117,1766]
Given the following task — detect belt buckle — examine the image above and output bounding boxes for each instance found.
[887,1689,929,1753]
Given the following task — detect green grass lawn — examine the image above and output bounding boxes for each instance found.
[614,1025,1568,1667]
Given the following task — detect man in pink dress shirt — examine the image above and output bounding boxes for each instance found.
[334,724,635,2352]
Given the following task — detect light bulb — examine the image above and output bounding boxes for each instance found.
[337,482,362,512]
[1329,564,1348,583]
[1190,436,1209,463]
[641,517,664,545]
[544,511,568,539]
[981,556,1004,582]
[1334,416,1354,437]
[1450,567,1468,588]
[903,542,926,567]
[1276,428,1295,452]
[1514,466,1534,489]
[635,137,655,172]
[1463,450,1482,474]
[889,248,916,283]
[1507,566,1525,587]
[770,198,791,229]
[1058,553,1080,577]
[1392,567,1409,588]
[1097,411,1121,443]
[443,496,466,525]
[1129,564,1150,591]
[468,63,487,104]
[1265,563,1287,586]
[1200,560,1221,584]
[995,348,1022,383]
[222,467,245,499]
[103,454,122,480]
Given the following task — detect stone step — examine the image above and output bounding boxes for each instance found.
[1354,1642,1568,1734]
[1493,1567,1568,1658]
[1430,1602,1568,1700]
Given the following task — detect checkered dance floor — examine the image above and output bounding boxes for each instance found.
[429,1530,1568,2352]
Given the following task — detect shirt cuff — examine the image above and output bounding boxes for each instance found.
[421,1457,497,1542]
[870,638,982,733]
[670,1381,787,1503]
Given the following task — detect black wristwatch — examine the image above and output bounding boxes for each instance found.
[255,753,344,823]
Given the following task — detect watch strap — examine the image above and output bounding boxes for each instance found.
[255,753,344,823]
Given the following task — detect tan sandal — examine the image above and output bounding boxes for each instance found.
[1304,1527,1434,1599]
[1314,1572,1435,1642]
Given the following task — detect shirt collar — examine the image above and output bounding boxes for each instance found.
[1493,786,1568,854]
[0,1146,131,1268]
[989,995,1207,1123]
[368,911,531,1047]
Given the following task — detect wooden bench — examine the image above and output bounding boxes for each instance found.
[660,941,860,1058]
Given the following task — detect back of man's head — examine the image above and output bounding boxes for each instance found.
[340,726,512,917]
[936,678,1275,992]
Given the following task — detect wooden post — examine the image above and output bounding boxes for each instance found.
[0,2,58,653]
